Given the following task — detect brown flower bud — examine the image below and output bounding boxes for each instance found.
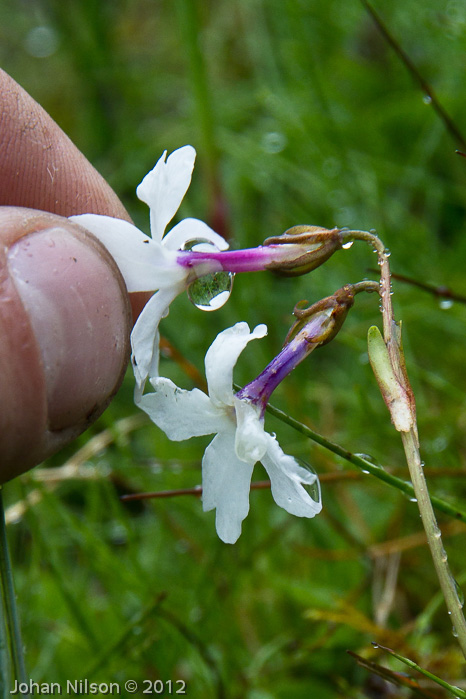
[263,225,344,277]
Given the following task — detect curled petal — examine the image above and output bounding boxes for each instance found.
[70,214,182,292]
[261,436,322,517]
[205,323,267,408]
[139,377,229,440]
[163,217,229,252]
[131,287,180,392]
[136,146,196,241]
[234,398,268,464]
[202,430,254,544]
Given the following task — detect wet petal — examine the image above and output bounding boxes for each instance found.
[234,398,268,464]
[70,214,180,292]
[163,217,229,252]
[136,146,196,241]
[205,323,267,408]
[202,430,254,544]
[139,377,228,440]
[261,435,322,517]
[131,287,179,391]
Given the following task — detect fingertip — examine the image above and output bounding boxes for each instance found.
[0,208,132,481]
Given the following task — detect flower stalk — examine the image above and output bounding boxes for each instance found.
[0,488,29,696]
[237,282,378,414]
[176,225,345,277]
[346,227,466,658]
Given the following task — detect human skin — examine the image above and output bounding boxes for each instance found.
[0,68,141,481]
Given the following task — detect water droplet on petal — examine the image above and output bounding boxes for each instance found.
[439,299,454,310]
[182,237,216,252]
[342,240,354,250]
[295,458,321,504]
[187,272,234,311]
[182,237,235,311]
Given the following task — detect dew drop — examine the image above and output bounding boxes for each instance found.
[295,458,321,504]
[182,237,235,312]
[261,131,287,154]
[354,453,384,470]
[342,240,354,250]
[423,94,433,104]
[187,272,234,311]
[24,25,59,58]
[409,497,418,503]
[453,578,465,608]
[182,237,216,253]
[439,299,454,310]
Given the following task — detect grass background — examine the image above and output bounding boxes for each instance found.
[1,0,466,696]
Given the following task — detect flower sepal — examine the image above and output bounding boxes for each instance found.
[263,225,344,277]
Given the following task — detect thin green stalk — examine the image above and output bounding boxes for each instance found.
[174,0,218,187]
[401,429,466,657]
[349,228,466,659]
[0,564,10,699]
[260,398,466,525]
[374,642,466,698]
[0,489,29,696]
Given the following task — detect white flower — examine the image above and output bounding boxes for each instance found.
[70,146,228,394]
[138,322,322,544]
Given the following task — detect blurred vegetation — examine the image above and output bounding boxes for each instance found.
[1,0,466,696]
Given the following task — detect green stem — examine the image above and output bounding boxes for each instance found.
[174,0,219,197]
[0,489,29,695]
[260,398,466,525]
[401,429,466,657]
[347,228,466,658]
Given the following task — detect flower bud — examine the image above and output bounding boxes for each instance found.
[285,283,357,345]
[237,283,370,413]
[367,324,414,432]
[263,225,344,277]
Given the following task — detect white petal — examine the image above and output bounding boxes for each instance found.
[136,146,196,242]
[202,430,254,544]
[163,218,229,252]
[70,214,181,292]
[138,377,228,440]
[131,287,179,390]
[233,398,268,464]
[261,435,322,518]
[205,323,267,408]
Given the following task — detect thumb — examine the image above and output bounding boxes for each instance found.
[0,207,131,482]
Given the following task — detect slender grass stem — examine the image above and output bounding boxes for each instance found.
[261,398,466,525]
[348,228,466,658]
[0,488,29,696]
[401,429,466,658]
